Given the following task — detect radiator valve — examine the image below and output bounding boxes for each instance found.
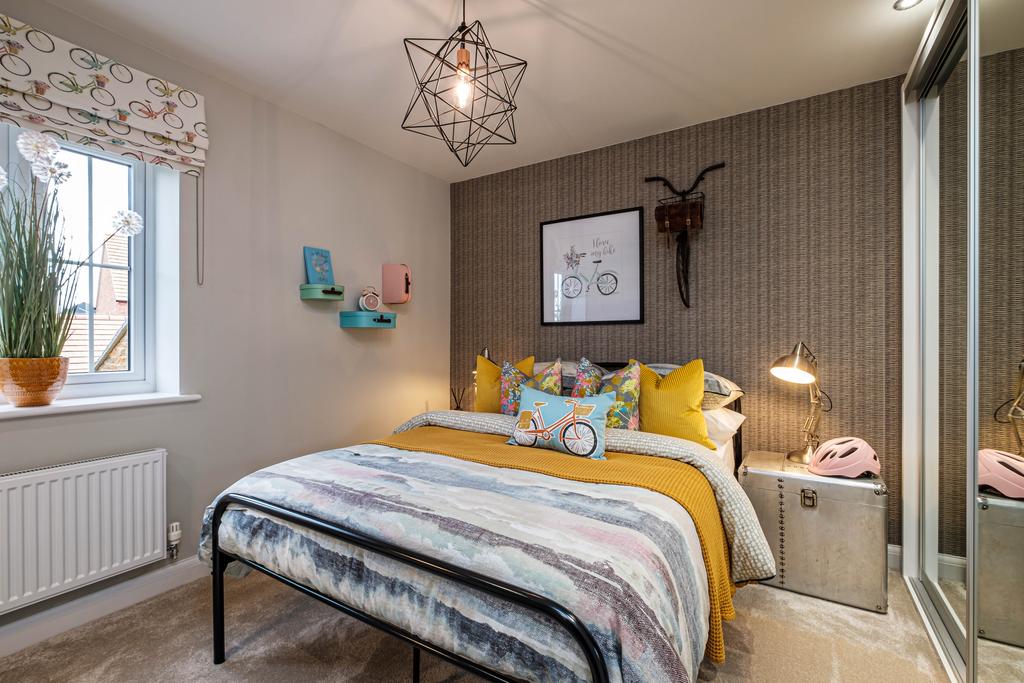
[167,521,182,560]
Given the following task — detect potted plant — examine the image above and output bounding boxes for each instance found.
[0,131,143,407]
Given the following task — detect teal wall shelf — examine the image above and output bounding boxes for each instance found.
[340,311,396,329]
[300,284,345,301]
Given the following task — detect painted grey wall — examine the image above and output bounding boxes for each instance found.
[0,0,451,620]
[450,77,904,543]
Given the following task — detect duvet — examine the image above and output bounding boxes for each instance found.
[199,411,774,683]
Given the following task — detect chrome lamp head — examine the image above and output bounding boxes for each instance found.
[771,342,824,465]
[770,342,818,385]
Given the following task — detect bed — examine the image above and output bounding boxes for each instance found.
[198,410,774,683]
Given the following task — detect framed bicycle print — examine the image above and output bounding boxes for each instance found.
[540,207,643,325]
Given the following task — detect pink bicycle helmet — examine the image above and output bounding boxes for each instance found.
[809,437,880,478]
[978,449,1024,499]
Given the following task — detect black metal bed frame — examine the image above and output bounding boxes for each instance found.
[210,493,609,682]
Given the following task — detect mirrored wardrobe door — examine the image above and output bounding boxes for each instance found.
[917,21,970,661]
[934,48,970,647]
[975,1,1024,681]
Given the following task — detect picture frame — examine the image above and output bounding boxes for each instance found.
[303,246,335,285]
[540,207,644,325]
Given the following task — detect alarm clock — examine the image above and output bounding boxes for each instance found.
[358,286,381,312]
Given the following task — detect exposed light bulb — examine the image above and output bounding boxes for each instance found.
[454,46,473,109]
[454,72,472,108]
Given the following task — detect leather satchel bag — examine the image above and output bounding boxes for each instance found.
[654,196,704,236]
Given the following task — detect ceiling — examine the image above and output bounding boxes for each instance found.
[49,0,943,182]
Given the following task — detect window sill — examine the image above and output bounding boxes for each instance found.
[0,392,201,422]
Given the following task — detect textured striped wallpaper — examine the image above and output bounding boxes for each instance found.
[451,76,905,543]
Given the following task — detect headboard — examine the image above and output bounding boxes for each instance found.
[595,361,744,478]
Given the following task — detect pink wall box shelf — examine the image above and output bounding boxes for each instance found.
[382,263,412,304]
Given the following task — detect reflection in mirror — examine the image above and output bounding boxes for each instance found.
[976,1,1024,680]
[934,49,969,640]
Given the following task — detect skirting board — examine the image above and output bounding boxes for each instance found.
[888,544,967,583]
[0,556,207,659]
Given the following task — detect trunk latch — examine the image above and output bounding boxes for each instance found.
[800,488,817,509]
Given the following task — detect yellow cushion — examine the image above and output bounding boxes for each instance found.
[475,355,533,413]
[639,360,715,449]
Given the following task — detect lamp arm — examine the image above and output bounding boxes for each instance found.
[801,383,823,450]
[1010,360,1024,455]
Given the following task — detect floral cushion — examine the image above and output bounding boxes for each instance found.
[569,357,604,397]
[509,386,615,459]
[500,359,562,415]
[573,358,641,430]
[475,355,534,413]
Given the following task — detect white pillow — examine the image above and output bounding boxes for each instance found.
[703,407,746,445]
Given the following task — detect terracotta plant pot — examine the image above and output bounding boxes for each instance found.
[0,357,69,407]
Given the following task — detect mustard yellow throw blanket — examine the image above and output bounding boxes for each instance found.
[375,426,737,663]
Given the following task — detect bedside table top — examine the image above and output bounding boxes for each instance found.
[741,450,885,490]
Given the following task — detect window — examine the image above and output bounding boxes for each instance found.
[3,125,158,398]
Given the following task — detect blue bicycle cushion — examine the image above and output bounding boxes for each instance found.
[507,386,615,459]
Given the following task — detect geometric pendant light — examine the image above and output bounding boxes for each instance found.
[401,0,527,167]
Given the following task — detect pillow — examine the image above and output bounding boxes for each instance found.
[703,407,746,445]
[509,385,615,459]
[535,359,608,395]
[569,357,603,397]
[701,372,744,409]
[644,363,744,409]
[639,360,715,449]
[573,358,641,430]
[475,355,533,413]
[500,359,561,415]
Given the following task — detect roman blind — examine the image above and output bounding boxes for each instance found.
[0,13,207,175]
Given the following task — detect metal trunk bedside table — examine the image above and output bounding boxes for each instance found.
[739,450,889,613]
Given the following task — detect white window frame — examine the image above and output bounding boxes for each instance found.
[2,127,156,397]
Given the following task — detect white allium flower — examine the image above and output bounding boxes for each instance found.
[16,130,60,166]
[112,209,144,237]
[31,159,70,185]
[0,166,7,192]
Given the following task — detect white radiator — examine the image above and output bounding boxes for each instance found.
[0,449,166,615]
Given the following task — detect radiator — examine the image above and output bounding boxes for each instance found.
[0,449,166,615]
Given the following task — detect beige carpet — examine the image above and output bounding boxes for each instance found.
[0,570,944,683]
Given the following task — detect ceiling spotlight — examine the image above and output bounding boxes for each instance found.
[893,0,925,10]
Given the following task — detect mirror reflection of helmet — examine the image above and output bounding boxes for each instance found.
[978,449,1024,499]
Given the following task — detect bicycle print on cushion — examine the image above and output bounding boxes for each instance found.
[573,358,641,430]
[509,386,615,459]
[499,359,561,415]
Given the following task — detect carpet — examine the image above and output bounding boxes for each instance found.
[0,570,945,682]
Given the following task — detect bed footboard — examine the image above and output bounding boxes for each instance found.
[210,493,610,683]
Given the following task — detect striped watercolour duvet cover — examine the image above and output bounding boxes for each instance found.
[199,410,774,682]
